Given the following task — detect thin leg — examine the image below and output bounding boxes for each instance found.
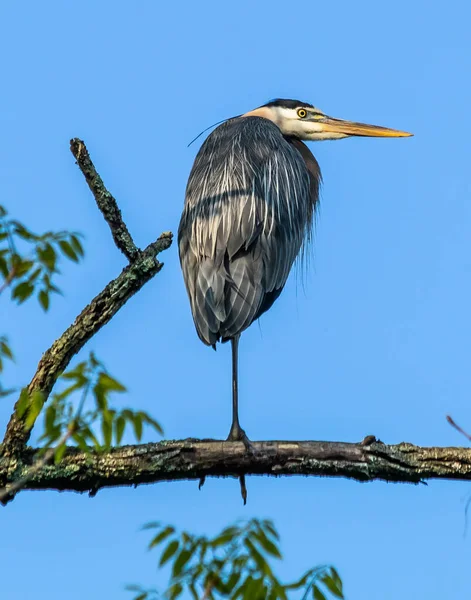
[227,335,254,452]
[229,335,241,436]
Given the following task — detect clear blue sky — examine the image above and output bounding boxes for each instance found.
[1,1,471,598]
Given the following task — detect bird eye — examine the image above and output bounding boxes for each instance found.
[297,108,307,118]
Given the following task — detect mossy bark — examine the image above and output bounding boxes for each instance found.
[2,438,471,500]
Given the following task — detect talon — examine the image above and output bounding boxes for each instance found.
[239,474,247,505]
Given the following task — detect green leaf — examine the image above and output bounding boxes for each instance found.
[10,252,22,269]
[284,569,317,590]
[93,384,108,411]
[321,575,343,599]
[115,414,126,444]
[243,577,264,599]
[240,576,262,600]
[159,540,179,566]
[54,443,67,464]
[98,372,126,392]
[141,521,160,530]
[188,584,199,600]
[14,259,34,277]
[47,282,62,295]
[140,412,164,436]
[12,221,36,241]
[70,234,84,257]
[72,432,92,453]
[167,583,183,599]
[232,583,246,599]
[213,574,231,595]
[273,583,288,600]
[61,362,87,379]
[0,339,13,362]
[0,256,9,277]
[44,404,57,433]
[82,425,99,448]
[54,380,87,401]
[172,548,192,577]
[101,411,113,448]
[27,267,42,284]
[313,585,327,600]
[132,413,143,441]
[37,243,57,271]
[330,568,343,597]
[12,281,34,303]
[58,240,79,262]
[211,526,240,547]
[260,519,280,540]
[226,571,241,592]
[244,539,272,575]
[39,425,62,445]
[252,530,282,559]
[24,390,44,429]
[148,526,175,549]
[39,289,50,311]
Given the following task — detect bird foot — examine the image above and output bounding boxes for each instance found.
[227,424,255,505]
[227,424,256,455]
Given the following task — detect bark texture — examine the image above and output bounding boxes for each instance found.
[1,438,471,498]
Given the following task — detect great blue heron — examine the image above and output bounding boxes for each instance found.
[178,98,411,448]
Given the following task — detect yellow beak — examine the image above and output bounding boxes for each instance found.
[319,116,413,138]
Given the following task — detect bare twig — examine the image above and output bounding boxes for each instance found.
[446,415,471,442]
[70,138,140,262]
[2,438,471,502]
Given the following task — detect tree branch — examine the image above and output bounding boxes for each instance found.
[1,438,471,500]
[1,140,173,456]
[70,138,140,262]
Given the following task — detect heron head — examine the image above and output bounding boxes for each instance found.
[243,98,412,141]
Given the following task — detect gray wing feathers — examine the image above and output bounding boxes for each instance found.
[178,117,315,346]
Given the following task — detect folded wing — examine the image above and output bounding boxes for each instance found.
[178,117,318,346]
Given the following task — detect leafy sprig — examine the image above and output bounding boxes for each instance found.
[127,519,344,600]
[0,204,84,310]
[16,352,163,463]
